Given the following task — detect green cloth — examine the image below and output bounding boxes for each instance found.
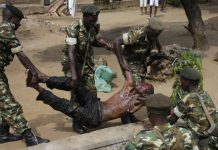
[94,65,115,93]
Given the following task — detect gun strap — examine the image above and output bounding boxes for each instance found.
[81,32,91,76]
[196,93,217,134]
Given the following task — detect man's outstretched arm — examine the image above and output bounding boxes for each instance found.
[113,37,130,72]
[16,51,46,85]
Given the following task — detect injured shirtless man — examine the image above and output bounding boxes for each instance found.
[27,71,154,128]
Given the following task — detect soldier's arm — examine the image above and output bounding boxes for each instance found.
[92,37,112,51]
[113,37,130,72]
[68,45,79,88]
[16,51,42,84]
[172,96,192,119]
[65,24,79,88]
[156,38,162,52]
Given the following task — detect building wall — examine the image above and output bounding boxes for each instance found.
[0,0,41,4]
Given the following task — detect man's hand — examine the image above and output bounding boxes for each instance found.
[37,71,49,83]
[105,42,113,51]
[167,113,179,124]
[26,69,38,88]
[70,78,79,89]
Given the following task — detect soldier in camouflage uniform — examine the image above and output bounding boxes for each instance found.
[125,93,196,150]
[61,5,112,133]
[113,18,164,124]
[168,67,218,150]
[0,5,49,146]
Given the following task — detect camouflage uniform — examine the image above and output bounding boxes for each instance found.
[122,26,153,85]
[125,123,195,150]
[61,18,100,97]
[0,21,30,134]
[173,90,218,149]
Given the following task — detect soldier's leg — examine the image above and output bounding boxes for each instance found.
[0,116,22,143]
[62,69,92,133]
[72,74,97,133]
[0,75,49,146]
[83,74,97,97]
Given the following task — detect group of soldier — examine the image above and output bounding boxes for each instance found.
[0,3,217,150]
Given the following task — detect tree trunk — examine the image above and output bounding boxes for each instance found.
[180,0,209,51]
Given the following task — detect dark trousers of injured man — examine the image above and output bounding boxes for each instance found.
[36,76,102,128]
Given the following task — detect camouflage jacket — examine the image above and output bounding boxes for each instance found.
[122,26,153,63]
[173,90,218,137]
[125,123,194,150]
[0,21,23,70]
[61,18,100,75]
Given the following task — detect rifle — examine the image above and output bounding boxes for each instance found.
[146,51,177,67]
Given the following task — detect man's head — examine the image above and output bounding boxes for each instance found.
[82,5,100,29]
[179,67,201,92]
[135,82,154,96]
[147,18,164,44]
[2,5,24,30]
[145,93,173,125]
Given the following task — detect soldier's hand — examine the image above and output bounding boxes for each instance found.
[26,69,38,88]
[37,71,49,83]
[105,42,113,51]
[70,78,79,89]
[167,113,179,124]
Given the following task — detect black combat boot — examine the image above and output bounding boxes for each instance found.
[121,112,138,124]
[22,129,49,147]
[73,119,87,134]
[0,123,23,143]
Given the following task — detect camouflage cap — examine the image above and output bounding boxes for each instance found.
[6,5,25,19]
[180,67,201,81]
[148,18,164,31]
[145,93,173,114]
[81,5,100,16]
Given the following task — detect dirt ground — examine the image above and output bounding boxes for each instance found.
[1,4,218,150]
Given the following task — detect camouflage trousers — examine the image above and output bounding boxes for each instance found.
[64,69,97,102]
[128,61,147,85]
[0,72,30,134]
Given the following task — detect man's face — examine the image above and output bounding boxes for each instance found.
[135,82,154,96]
[180,77,189,91]
[83,14,98,28]
[11,16,21,30]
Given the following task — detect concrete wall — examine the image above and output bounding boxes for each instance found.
[0,0,41,4]
[27,123,144,150]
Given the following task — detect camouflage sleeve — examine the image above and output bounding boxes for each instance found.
[122,27,145,45]
[65,21,79,45]
[124,141,138,150]
[1,24,23,54]
[173,94,192,118]
[179,127,195,149]
[202,92,218,124]
[94,21,100,34]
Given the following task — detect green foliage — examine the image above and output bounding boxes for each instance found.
[173,50,202,76]
[167,0,181,7]
[171,50,203,105]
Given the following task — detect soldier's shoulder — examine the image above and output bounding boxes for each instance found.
[68,19,81,29]
[0,22,16,39]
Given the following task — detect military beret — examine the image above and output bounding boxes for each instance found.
[81,5,100,16]
[180,67,201,81]
[6,5,25,19]
[148,18,164,31]
[145,93,173,114]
